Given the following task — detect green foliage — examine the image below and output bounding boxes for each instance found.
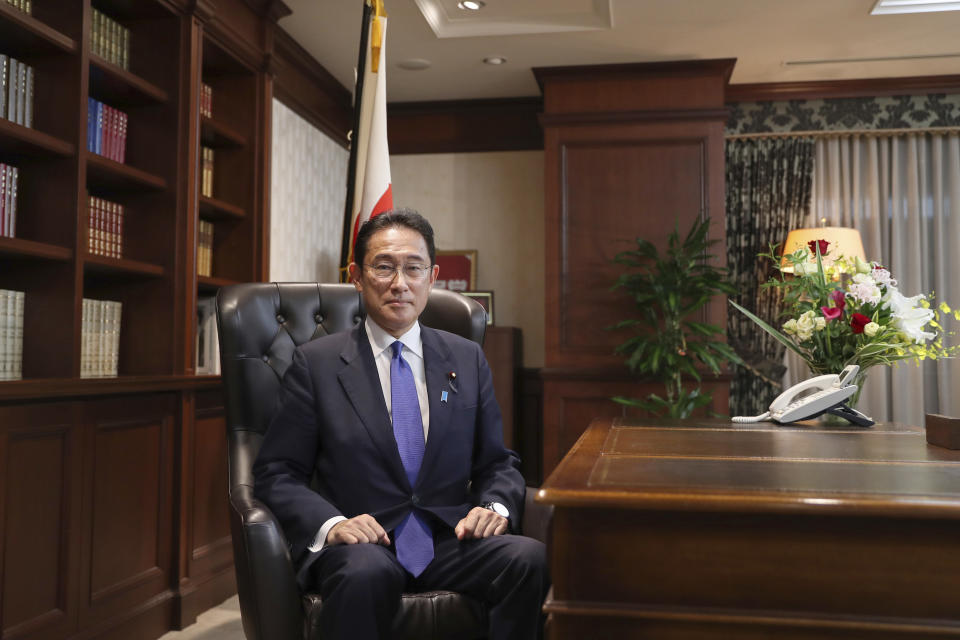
[609,216,743,419]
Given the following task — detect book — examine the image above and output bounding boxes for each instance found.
[201,147,214,197]
[23,64,32,128]
[81,298,121,377]
[195,296,220,375]
[15,57,25,126]
[0,163,6,238]
[6,58,17,123]
[0,289,25,380]
[5,164,17,238]
[1,55,7,120]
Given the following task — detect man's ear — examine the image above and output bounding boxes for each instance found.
[348,263,362,291]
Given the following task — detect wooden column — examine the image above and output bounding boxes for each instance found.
[535,60,735,476]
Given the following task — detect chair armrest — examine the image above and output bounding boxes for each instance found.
[229,484,304,640]
[521,486,553,544]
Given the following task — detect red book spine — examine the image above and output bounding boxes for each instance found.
[119,111,127,163]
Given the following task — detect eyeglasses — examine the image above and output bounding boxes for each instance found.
[364,262,432,282]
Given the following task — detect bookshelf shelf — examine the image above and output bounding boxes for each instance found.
[83,253,164,277]
[86,151,167,191]
[0,236,73,261]
[0,2,77,57]
[198,275,237,292]
[89,56,169,106]
[0,118,75,159]
[198,195,245,220]
[0,373,222,401]
[200,116,247,148]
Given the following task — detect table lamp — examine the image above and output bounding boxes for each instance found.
[780,226,866,273]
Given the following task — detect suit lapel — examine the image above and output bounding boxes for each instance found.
[337,325,410,490]
[418,327,457,487]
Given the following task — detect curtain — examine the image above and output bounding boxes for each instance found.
[725,137,816,415]
[784,132,960,424]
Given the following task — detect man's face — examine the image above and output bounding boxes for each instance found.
[349,225,439,338]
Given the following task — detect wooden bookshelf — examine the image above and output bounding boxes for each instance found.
[0,1,282,638]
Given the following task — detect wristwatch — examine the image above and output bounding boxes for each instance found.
[481,501,509,519]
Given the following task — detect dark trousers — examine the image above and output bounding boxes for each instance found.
[306,528,549,640]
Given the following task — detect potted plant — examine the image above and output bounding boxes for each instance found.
[609,216,742,418]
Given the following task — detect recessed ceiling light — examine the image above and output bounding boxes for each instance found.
[871,0,960,14]
[397,58,432,71]
[458,1,485,10]
[483,56,507,65]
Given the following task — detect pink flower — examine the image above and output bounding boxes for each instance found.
[829,290,846,311]
[808,239,830,256]
[850,313,871,334]
[821,306,842,322]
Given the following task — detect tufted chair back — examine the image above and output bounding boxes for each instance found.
[216,282,489,640]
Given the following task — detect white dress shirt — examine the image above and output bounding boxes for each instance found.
[308,319,429,552]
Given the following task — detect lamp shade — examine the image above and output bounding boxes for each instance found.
[781,226,866,273]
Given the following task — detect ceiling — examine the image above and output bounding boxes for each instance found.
[278,0,960,103]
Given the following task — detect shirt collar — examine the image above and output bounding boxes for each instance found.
[365,318,423,359]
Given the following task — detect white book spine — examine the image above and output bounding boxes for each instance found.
[81,299,89,378]
[6,58,16,123]
[0,289,8,380]
[15,58,26,126]
[111,301,121,376]
[1,163,7,238]
[96,300,104,377]
[14,290,24,379]
[24,64,33,128]
[4,289,14,380]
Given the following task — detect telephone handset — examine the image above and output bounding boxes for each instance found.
[733,365,875,427]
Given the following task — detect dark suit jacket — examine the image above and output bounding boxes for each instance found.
[252,322,525,571]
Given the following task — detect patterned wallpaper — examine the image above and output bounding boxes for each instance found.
[270,99,348,283]
[726,93,960,136]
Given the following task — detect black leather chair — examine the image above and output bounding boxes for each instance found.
[216,282,549,640]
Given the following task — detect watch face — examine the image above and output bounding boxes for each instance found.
[490,502,509,518]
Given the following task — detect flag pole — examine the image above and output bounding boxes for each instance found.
[339,0,373,281]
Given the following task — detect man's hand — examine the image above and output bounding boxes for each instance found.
[455,506,508,540]
[327,514,390,546]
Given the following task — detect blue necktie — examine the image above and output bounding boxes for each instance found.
[390,341,433,576]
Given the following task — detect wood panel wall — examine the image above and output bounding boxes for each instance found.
[535,60,735,476]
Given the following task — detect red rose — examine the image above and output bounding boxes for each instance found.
[808,239,830,256]
[821,306,842,322]
[850,313,870,334]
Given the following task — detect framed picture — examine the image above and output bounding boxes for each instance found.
[462,290,494,326]
[435,250,477,292]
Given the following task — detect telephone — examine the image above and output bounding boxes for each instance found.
[733,365,874,427]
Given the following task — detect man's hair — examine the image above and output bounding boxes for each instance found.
[354,208,437,266]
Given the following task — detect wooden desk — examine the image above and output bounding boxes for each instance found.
[537,418,960,639]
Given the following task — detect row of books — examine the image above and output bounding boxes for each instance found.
[198,220,214,277]
[195,297,220,375]
[1,55,35,128]
[3,0,31,14]
[1,163,19,238]
[88,196,125,259]
[81,298,121,378]
[91,8,130,71]
[0,289,24,381]
[201,146,215,197]
[200,83,213,118]
[87,98,128,162]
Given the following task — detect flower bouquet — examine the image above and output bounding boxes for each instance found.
[730,238,959,409]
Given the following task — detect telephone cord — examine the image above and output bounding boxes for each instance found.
[731,412,770,423]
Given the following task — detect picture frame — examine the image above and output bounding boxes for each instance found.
[462,290,494,326]
[435,249,477,292]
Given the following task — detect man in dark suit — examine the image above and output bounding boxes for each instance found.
[253,209,548,639]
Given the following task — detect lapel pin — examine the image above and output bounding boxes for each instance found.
[441,390,449,403]
[448,371,458,393]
